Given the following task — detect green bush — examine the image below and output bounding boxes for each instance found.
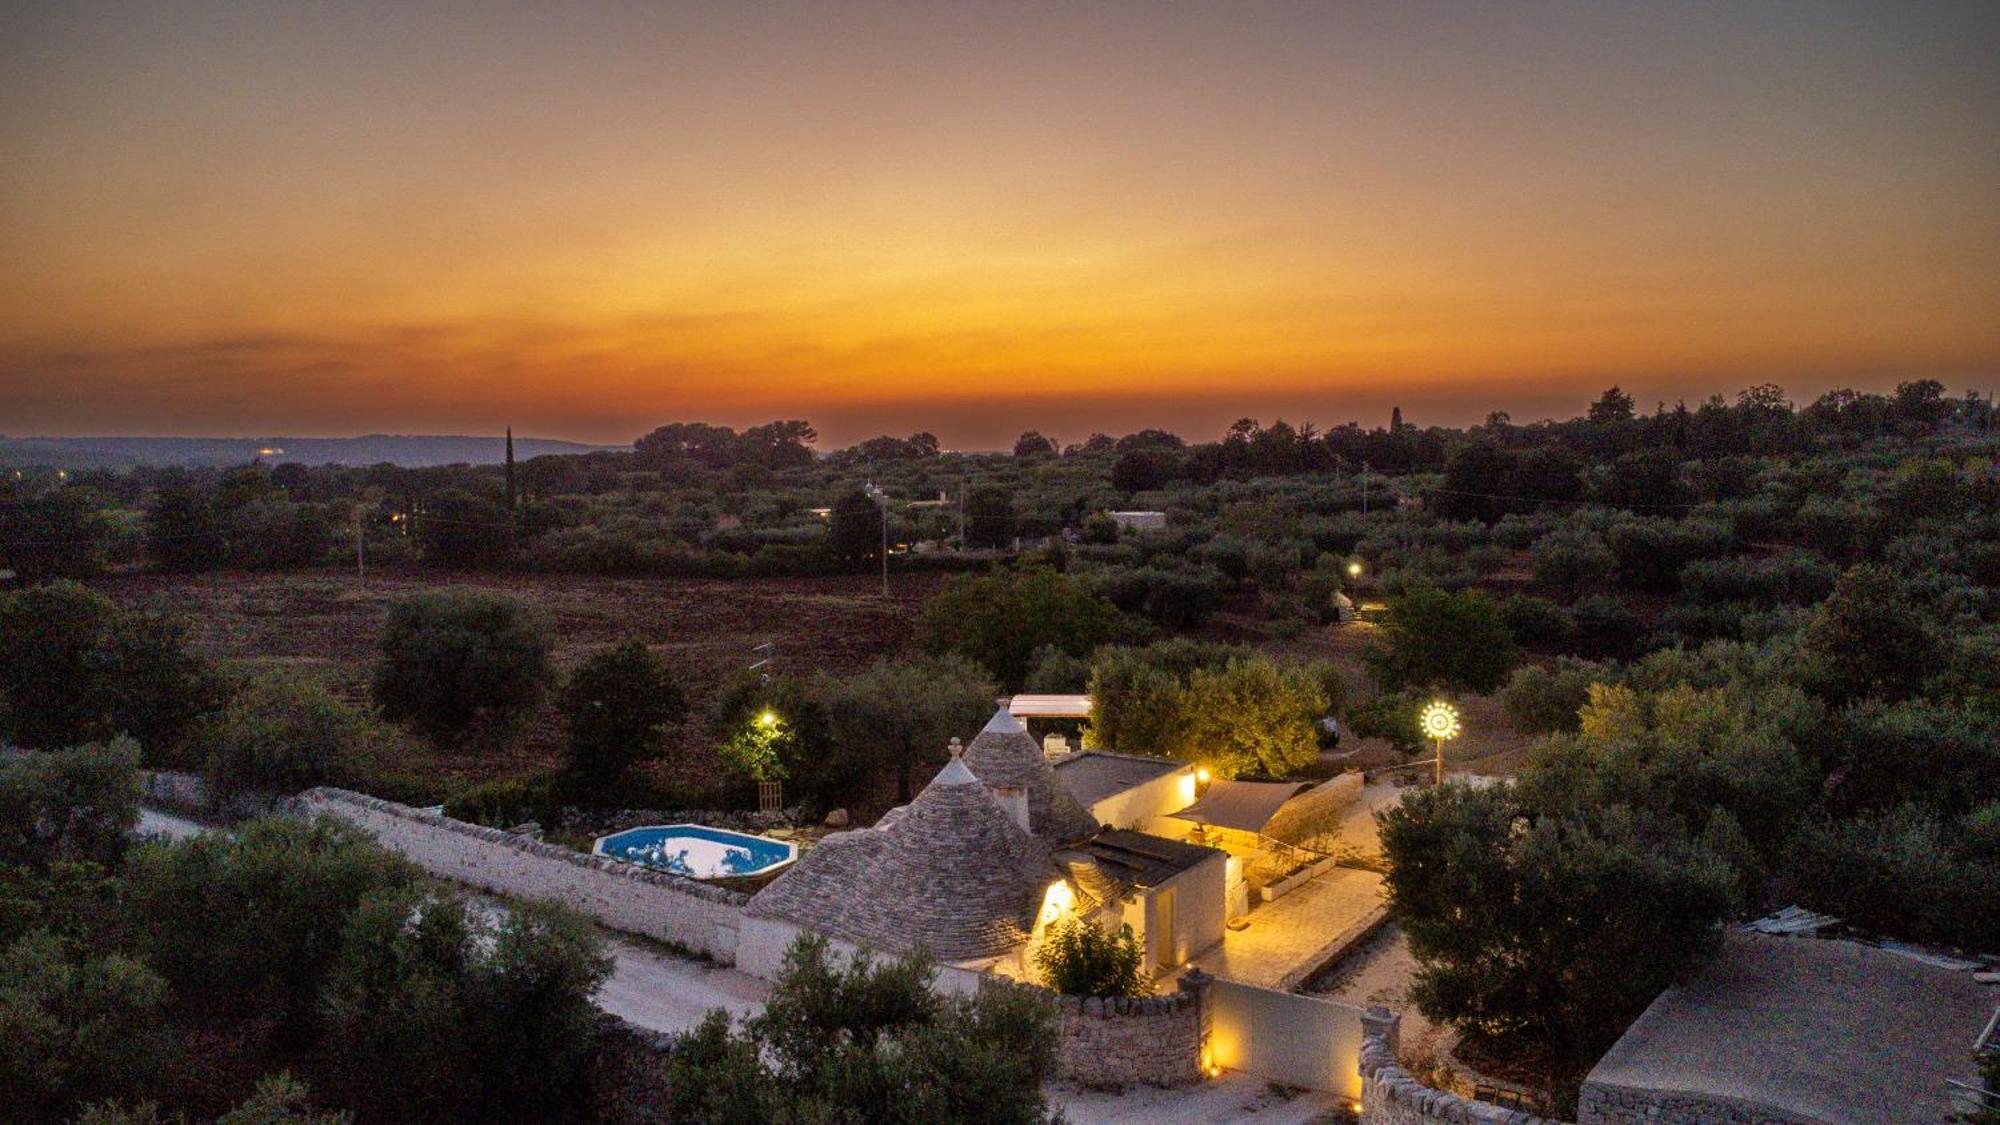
[370,590,553,742]
[0,931,171,1120]
[206,674,383,800]
[0,739,141,873]
[1364,586,1519,694]
[558,640,685,795]
[0,582,219,759]
[443,776,557,828]
[1381,785,1737,1075]
[919,568,1124,690]
[1033,917,1147,998]
[664,936,1060,1123]
[1500,659,1611,736]
[316,887,610,1121]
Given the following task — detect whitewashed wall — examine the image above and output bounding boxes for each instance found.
[1085,765,1200,835]
[301,788,746,963]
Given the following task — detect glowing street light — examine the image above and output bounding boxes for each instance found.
[756,710,779,730]
[1419,700,1461,785]
[1347,560,1363,579]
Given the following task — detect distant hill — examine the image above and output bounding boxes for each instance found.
[0,434,620,470]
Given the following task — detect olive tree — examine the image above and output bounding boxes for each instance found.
[371,590,553,742]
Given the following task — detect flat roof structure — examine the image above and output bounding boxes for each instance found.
[1052,750,1186,808]
[1583,930,1997,1124]
[1007,694,1093,719]
[1067,829,1220,889]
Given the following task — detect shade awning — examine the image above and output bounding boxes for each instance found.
[1168,779,1310,835]
[1007,694,1093,719]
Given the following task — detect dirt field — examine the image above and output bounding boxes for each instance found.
[99,567,951,794]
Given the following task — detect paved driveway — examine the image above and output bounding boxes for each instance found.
[596,935,770,1034]
[1191,867,1388,990]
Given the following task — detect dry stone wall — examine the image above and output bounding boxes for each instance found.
[1053,988,1204,1087]
[301,787,746,962]
[1359,1011,1566,1125]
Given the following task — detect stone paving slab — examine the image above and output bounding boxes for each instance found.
[1191,866,1388,990]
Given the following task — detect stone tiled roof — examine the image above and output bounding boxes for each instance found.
[745,754,1059,962]
[963,709,1102,844]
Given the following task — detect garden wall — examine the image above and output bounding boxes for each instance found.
[1358,1011,1566,1125]
[1052,987,1205,1087]
[1264,771,1364,850]
[301,787,746,963]
[1208,975,1371,1097]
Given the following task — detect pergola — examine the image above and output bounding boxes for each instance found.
[1167,779,1311,837]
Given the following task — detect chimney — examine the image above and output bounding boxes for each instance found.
[992,784,1030,834]
[1042,732,1069,761]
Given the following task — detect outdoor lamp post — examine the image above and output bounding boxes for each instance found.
[1419,700,1461,786]
[1347,560,1363,579]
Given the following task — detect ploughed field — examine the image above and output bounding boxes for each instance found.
[100,568,950,794]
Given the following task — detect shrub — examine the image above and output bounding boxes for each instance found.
[0,739,141,873]
[206,674,380,800]
[371,590,553,742]
[124,817,416,1025]
[1033,917,1147,998]
[1497,595,1572,647]
[1364,586,1519,694]
[1500,659,1611,736]
[1346,691,1426,755]
[316,888,610,1121]
[0,931,171,1120]
[1789,805,2000,951]
[664,936,1060,1123]
[1530,527,1615,603]
[443,776,557,828]
[1381,785,1736,1075]
[919,568,1124,690]
[0,582,219,759]
[558,641,685,796]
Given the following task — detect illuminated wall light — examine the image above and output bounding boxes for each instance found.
[1038,880,1075,926]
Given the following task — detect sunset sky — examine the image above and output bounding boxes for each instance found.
[3,1,1996,449]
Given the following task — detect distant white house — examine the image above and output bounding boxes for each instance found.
[1108,510,1167,531]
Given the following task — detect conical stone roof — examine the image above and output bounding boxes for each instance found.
[745,752,1057,962]
[962,708,1102,844]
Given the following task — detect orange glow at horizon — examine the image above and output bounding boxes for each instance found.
[2,3,1995,447]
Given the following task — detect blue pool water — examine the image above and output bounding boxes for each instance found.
[593,824,796,879]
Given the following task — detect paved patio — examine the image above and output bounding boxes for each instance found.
[1189,865,1388,990]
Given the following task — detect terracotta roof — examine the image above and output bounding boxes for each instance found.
[963,708,1102,843]
[745,752,1059,962]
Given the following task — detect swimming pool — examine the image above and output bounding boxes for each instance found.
[592,824,797,879]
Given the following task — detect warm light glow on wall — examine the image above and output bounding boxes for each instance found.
[1038,880,1076,927]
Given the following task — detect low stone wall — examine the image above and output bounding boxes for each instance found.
[1265,771,1364,850]
[301,787,747,963]
[1359,1011,1566,1125]
[140,768,287,821]
[1053,988,1205,1087]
